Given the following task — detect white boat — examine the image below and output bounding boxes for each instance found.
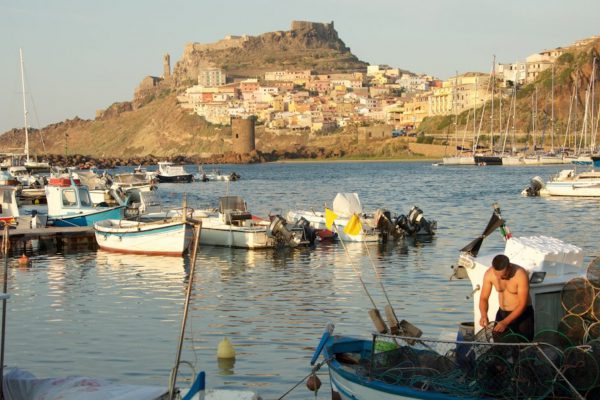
[314,206,590,400]
[529,169,600,197]
[156,162,193,183]
[94,218,194,256]
[190,196,309,249]
[194,166,241,182]
[45,176,124,227]
[0,185,47,228]
[441,155,475,165]
[287,193,381,242]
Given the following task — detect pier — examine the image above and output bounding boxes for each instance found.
[3,226,96,254]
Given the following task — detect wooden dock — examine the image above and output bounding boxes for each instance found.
[4,226,96,254]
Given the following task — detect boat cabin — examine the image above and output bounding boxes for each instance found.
[45,177,94,216]
[219,196,252,225]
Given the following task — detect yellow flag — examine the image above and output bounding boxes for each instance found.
[344,214,362,236]
[325,208,338,230]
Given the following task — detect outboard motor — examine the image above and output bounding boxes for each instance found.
[521,176,545,197]
[267,215,303,247]
[395,206,437,236]
[295,217,317,246]
[375,209,395,242]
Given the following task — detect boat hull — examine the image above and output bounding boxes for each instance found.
[474,155,502,166]
[441,156,475,165]
[94,219,193,256]
[49,206,124,227]
[542,182,600,197]
[199,226,273,249]
[324,337,463,400]
[157,174,193,183]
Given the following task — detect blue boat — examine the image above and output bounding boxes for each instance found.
[45,176,124,227]
[311,207,591,399]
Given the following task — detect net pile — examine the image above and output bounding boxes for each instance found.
[368,334,586,399]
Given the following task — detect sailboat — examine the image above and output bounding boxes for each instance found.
[17,49,51,173]
[473,58,503,165]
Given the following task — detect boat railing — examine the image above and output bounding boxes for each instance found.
[367,330,587,399]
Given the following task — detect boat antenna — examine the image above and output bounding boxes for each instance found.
[19,49,30,164]
[168,220,202,400]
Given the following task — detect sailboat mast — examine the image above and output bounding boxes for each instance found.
[551,63,555,152]
[19,49,30,163]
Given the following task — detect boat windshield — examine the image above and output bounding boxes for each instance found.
[61,189,78,207]
[78,187,92,207]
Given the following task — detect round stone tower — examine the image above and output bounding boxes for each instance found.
[163,53,171,80]
[231,116,256,154]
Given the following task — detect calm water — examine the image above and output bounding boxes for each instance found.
[5,161,600,399]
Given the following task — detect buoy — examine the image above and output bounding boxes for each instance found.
[18,254,29,265]
[217,337,236,359]
[306,374,321,392]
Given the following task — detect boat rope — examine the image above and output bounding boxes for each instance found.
[361,234,397,319]
[331,222,378,309]
[276,357,331,400]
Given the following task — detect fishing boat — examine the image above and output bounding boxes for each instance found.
[45,176,124,227]
[156,161,193,183]
[312,206,593,400]
[94,218,194,256]
[194,166,241,182]
[190,196,310,249]
[0,185,47,228]
[523,168,600,197]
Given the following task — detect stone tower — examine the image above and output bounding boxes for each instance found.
[163,53,171,80]
[231,116,256,154]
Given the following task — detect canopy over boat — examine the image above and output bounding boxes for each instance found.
[332,193,363,217]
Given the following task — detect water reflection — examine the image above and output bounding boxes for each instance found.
[7,162,600,399]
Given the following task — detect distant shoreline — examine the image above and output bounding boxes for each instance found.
[272,157,440,164]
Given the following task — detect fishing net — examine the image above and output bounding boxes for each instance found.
[587,256,600,289]
[561,277,594,315]
[591,291,600,321]
[366,333,580,399]
[558,314,588,346]
[587,322,600,342]
[562,346,600,391]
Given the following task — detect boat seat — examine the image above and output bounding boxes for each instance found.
[225,210,252,223]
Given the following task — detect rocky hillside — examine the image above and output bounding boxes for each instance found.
[171,21,367,86]
[0,20,372,159]
[419,38,600,148]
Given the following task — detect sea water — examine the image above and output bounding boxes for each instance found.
[4,161,600,399]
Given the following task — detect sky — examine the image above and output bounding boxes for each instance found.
[1,0,598,134]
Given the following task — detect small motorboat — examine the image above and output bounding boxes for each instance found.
[156,161,193,183]
[94,218,194,256]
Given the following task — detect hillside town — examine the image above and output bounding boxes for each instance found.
[171,35,598,136]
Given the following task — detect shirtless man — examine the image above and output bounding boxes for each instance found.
[479,254,534,341]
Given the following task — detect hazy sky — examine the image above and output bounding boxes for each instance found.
[1,0,598,133]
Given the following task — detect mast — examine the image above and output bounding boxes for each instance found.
[19,49,30,163]
[490,55,496,152]
[551,63,555,152]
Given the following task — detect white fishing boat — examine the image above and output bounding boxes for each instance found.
[94,218,194,256]
[157,162,193,183]
[190,196,309,249]
[524,168,600,197]
[441,155,475,166]
[313,206,591,400]
[45,176,124,227]
[194,166,241,182]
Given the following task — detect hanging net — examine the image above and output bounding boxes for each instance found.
[561,277,594,315]
[586,256,600,289]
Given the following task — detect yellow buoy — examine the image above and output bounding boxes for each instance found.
[217,337,236,359]
[18,254,29,265]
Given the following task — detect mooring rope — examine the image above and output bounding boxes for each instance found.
[276,357,331,400]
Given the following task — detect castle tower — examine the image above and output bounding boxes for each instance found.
[231,116,256,154]
[163,53,171,80]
